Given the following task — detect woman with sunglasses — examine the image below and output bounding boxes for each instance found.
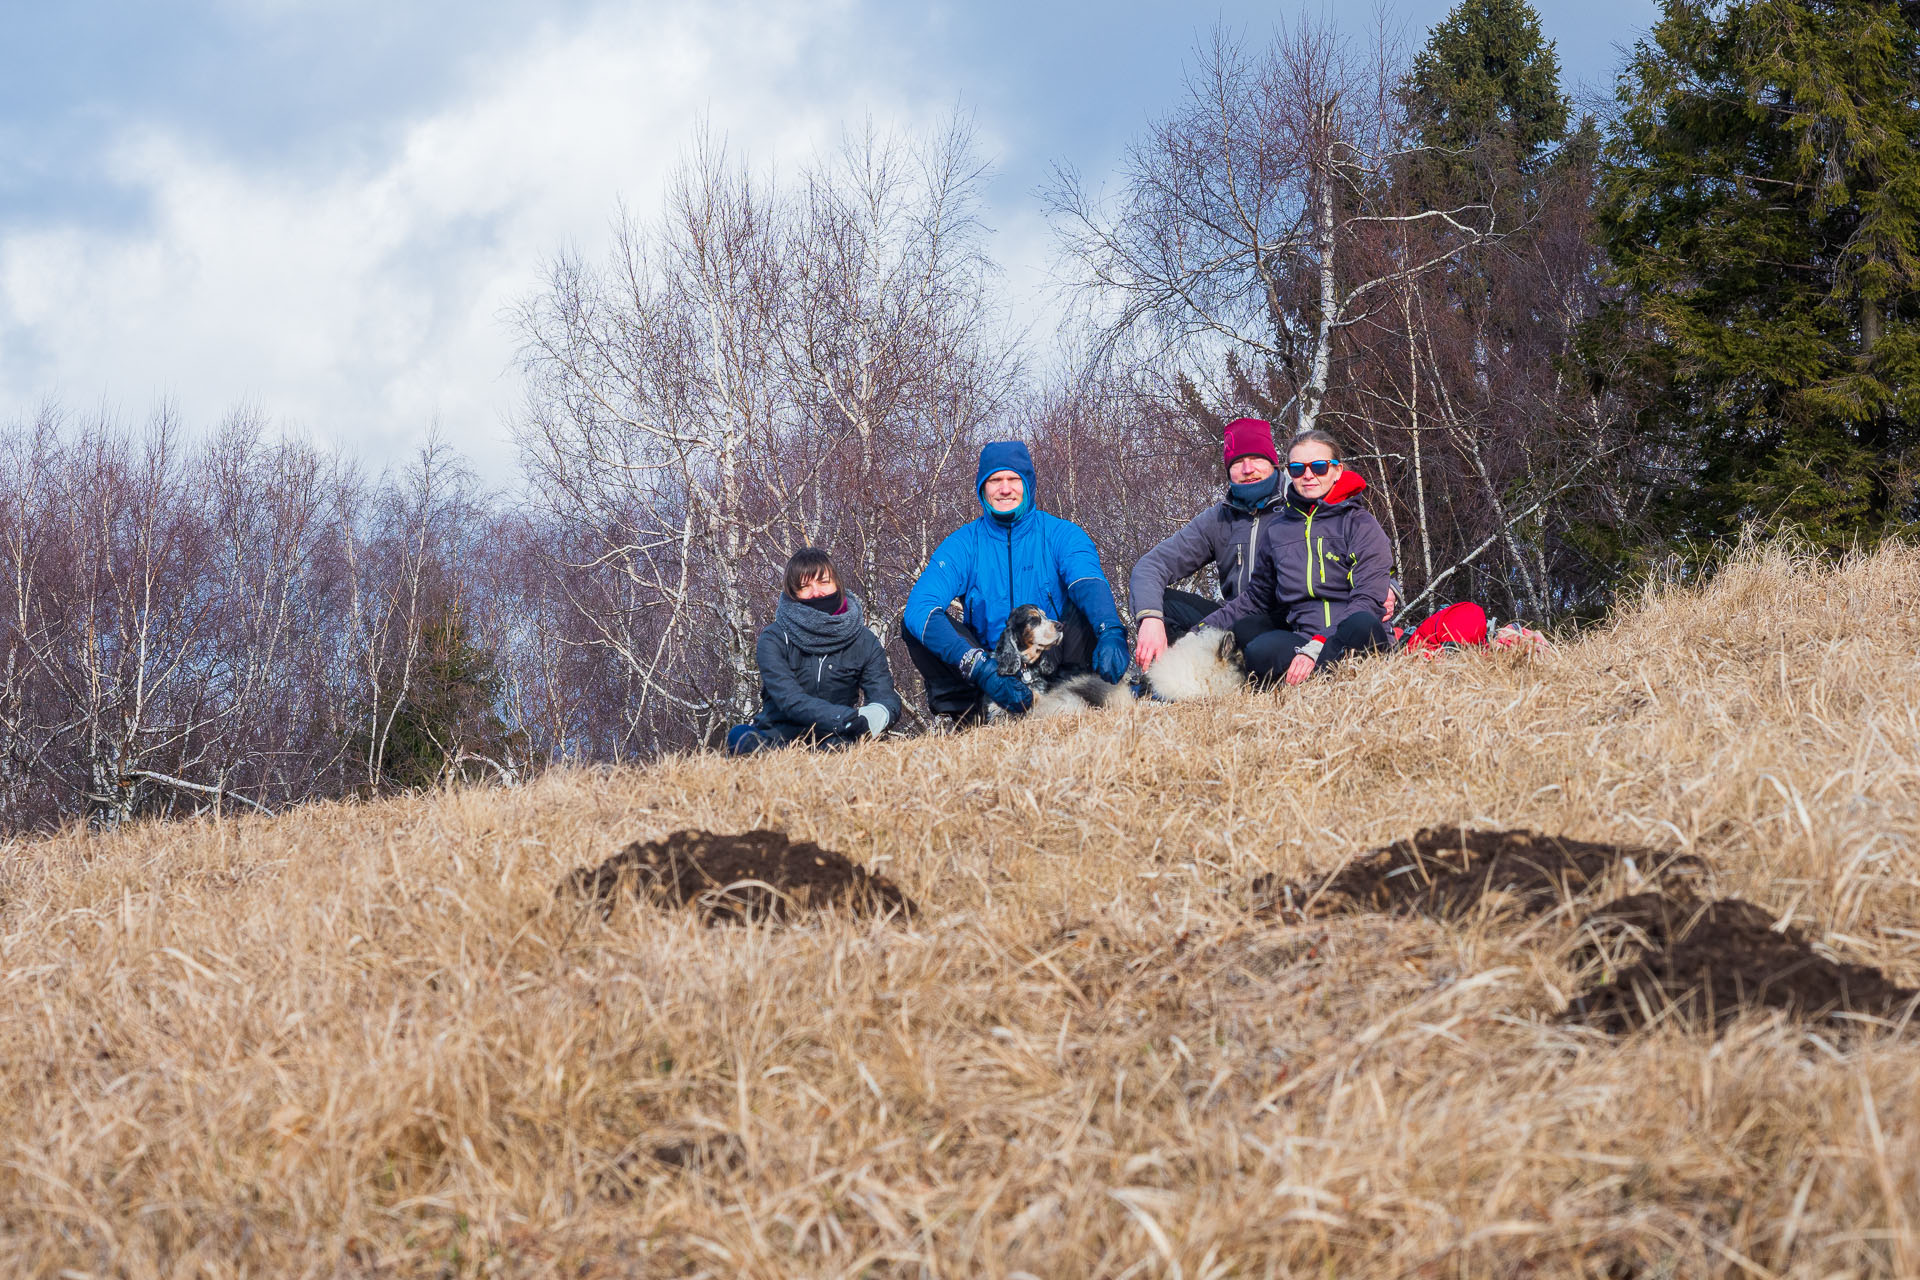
[1195,429,1394,685]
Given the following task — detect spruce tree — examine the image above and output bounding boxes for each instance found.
[1600,0,1920,544]
[369,605,520,791]
[1406,0,1570,181]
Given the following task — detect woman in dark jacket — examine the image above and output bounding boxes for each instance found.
[1199,429,1395,685]
[726,548,903,755]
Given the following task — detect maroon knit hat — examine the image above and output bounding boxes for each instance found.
[1223,417,1278,469]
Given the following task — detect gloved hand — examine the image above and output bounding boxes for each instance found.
[1092,627,1131,683]
[856,703,891,737]
[970,661,1033,712]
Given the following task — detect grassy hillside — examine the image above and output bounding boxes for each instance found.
[4,542,1920,1277]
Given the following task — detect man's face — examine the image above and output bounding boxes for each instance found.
[983,470,1024,513]
[1229,455,1275,485]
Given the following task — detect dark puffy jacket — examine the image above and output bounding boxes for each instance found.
[904,441,1126,668]
[1201,470,1394,635]
[1128,492,1283,620]
[752,596,902,742]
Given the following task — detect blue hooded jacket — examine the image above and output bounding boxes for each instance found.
[903,441,1126,668]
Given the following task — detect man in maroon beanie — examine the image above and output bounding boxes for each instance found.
[1127,417,1394,669]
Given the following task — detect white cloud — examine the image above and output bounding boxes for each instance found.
[0,0,941,477]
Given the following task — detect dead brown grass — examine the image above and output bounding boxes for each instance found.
[5,540,1920,1277]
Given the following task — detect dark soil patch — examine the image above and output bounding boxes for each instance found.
[558,829,917,924]
[1565,892,1920,1034]
[1254,827,1700,923]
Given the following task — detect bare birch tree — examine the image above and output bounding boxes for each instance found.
[776,117,1013,635]
[1048,18,1496,438]
[516,137,800,746]
[517,119,1017,747]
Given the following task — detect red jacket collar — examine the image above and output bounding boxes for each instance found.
[1323,469,1368,503]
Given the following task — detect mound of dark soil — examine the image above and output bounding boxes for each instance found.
[1565,892,1919,1034]
[560,829,917,924]
[1255,827,1698,923]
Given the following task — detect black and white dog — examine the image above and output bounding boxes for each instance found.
[993,607,1249,720]
[995,604,1064,691]
[992,604,1125,720]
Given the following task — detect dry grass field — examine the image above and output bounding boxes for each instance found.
[6,541,1920,1278]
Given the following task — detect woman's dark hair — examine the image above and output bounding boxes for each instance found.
[1287,428,1341,458]
[783,547,836,597]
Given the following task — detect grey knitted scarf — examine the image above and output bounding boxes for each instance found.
[774,591,869,656]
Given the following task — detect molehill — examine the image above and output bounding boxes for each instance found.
[1565,891,1920,1033]
[1254,826,1918,1035]
[559,828,918,924]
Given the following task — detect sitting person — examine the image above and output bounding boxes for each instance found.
[901,441,1131,724]
[726,548,902,755]
[1131,416,1394,670]
[1198,429,1395,685]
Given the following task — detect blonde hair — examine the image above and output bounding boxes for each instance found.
[1287,429,1341,459]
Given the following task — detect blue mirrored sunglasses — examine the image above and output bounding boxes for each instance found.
[1286,459,1341,478]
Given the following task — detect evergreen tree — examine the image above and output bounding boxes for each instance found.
[1395,0,1627,617]
[369,605,520,791]
[1600,0,1920,544]
[1406,0,1570,180]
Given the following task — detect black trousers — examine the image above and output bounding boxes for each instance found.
[1159,588,1220,645]
[901,611,1096,721]
[725,723,862,755]
[1232,610,1392,684]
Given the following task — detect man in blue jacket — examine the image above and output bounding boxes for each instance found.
[901,441,1132,723]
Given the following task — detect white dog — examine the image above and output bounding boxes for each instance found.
[1142,628,1247,702]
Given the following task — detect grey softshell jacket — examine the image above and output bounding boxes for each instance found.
[1199,472,1394,636]
[1128,498,1276,620]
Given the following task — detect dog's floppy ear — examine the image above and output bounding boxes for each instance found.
[995,622,1025,676]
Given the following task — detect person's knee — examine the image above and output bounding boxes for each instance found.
[1335,611,1391,653]
[1055,606,1096,669]
[726,725,776,755]
[1161,589,1216,638]
[1241,630,1300,681]
[1230,614,1278,650]
[900,630,944,679]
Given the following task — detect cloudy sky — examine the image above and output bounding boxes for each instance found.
[0,0,1657,477]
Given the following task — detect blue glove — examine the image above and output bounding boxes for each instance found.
[1092,628,1131,683]
[970,662,1033,712]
